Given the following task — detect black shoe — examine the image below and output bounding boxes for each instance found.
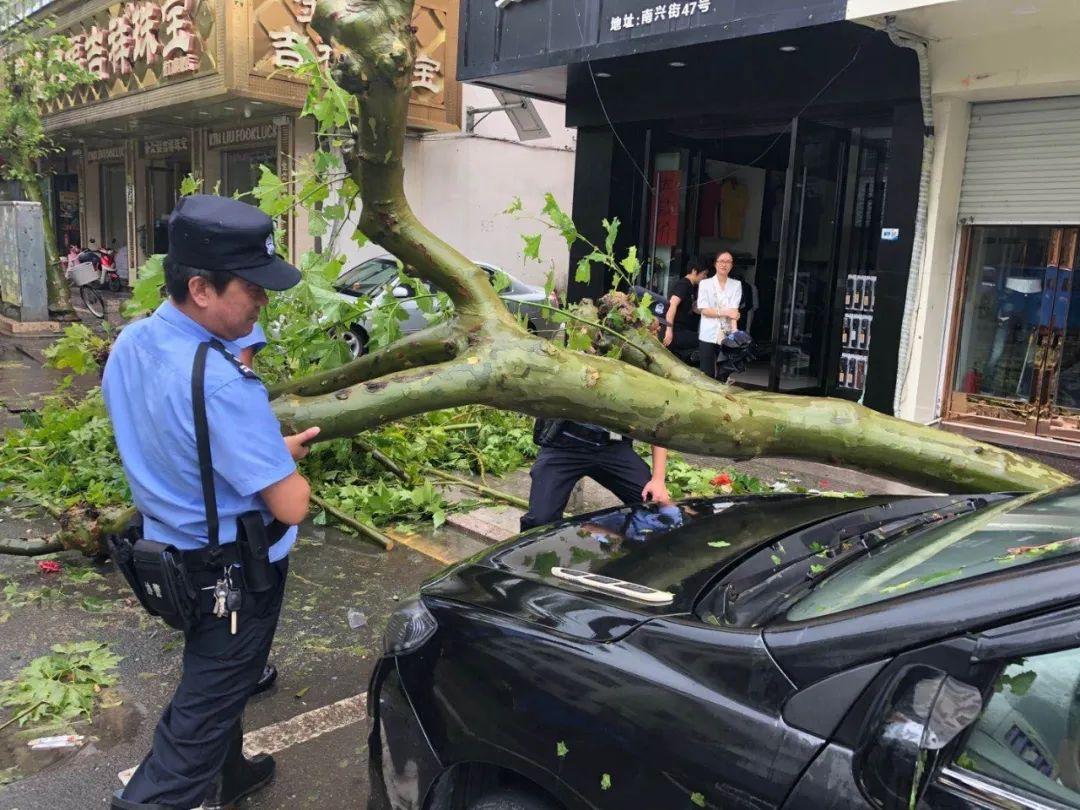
[110,790,176,810]
[202,728,275,810]
[252,663,277,696]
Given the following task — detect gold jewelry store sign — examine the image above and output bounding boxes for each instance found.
[47,0,216,113]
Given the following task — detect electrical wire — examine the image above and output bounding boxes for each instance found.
[580,28,873,195]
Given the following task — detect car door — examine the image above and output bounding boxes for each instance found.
[924,607,1080,810]
[782,606,1080,809]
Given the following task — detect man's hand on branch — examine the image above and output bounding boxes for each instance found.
[285,426,321,460]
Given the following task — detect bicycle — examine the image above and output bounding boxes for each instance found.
[66,260,106,319]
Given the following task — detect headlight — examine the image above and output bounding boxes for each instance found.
[382,595,438,657]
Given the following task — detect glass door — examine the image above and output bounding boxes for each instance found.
[1036,227,1079,442]
[771,118,849,393]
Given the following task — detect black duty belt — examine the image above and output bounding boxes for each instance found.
[179,520,289,572]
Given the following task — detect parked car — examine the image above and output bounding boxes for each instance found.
[334,255,562,357]
[368,484,1080,810]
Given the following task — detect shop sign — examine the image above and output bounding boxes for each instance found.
[86,146,126,162]
[144,136,190,157]
[65,0,203,82]
[608,0,713,32]
[252,0,445,101]
[45,0,214,115]
[207,123,278,148]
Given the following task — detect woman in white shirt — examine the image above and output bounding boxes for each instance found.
[696,251,742,379]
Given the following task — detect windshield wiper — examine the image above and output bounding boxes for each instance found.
[715,495,1002,625]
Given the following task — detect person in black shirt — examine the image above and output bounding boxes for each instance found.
[662,258,707,352]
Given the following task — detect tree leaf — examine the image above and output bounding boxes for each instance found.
[522,233,542,262]
[556,741,569,758]
[691,793,706,807]
[600,774,612,791]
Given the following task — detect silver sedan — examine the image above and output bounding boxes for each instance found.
[334,255,562,357]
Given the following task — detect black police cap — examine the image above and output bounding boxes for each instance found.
[167,195,301,291]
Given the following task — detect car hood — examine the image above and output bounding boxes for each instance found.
[421,493,902,641]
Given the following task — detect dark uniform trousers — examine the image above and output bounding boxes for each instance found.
[521,439,651,531]
[122,557,289,808]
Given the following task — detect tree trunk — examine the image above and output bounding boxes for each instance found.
[295,0,1071,496]
[20,173,75,318]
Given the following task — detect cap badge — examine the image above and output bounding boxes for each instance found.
[265,235,275,256]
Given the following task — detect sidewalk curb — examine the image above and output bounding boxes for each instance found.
[446,512,515,544]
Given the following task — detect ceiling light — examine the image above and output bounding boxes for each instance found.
[668,60,686,68]
[595,71,612,78]
[198,111,209,116]
[249,100,264,106]
[779,45,799,53]
[223,105,236,111]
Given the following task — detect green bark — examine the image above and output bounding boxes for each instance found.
[284,0,1074,495]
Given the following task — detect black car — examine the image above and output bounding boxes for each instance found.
[369,486,1080,810]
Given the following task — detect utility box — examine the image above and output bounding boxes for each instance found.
[0,201,49,323]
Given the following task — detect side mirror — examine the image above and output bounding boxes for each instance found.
[391,285,411,299]
[855,664,983,809]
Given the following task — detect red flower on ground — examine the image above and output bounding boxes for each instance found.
[710,472,733,487]
[37,560,62,575]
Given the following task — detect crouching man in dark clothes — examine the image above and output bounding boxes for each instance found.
[521,419,670,532]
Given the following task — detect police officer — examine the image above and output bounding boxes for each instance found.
[521,420,670,532]
[103,195,319,810]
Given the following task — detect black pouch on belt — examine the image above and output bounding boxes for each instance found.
[236,511,276,592]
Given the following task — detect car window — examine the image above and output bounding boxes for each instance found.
[336,258,399,292]
[787,487,1080,621]
[954,647,1080,808]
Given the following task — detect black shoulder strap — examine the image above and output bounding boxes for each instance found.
[192,341,221,555]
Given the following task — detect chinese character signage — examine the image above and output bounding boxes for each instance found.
[48,0,214,114]
[608,0,712,32]
[250,0,452,116]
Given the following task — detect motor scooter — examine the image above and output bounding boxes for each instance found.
[75,240,123,292]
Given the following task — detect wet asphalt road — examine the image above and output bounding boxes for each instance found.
[0,519,444,810]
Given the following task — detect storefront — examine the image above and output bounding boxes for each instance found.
[940,98,1080,449]
[38,0,461,278]
[459,0,923,411]
[851,0,1080,461]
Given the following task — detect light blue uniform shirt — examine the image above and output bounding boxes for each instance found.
[102,301,297,561]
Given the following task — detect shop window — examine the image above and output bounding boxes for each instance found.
[223,147,278,200]
[952,226,1056,402]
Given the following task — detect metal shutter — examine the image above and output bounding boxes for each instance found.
[959,96,1080,225]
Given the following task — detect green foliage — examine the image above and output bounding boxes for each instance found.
[0,641,121,727]
[0,389,127,511]
[122,254,166,319]
[42,324,111,375]
[556,741,569,758]
[691,793,706,807]
[995,667,1037,697]
[303,406,538,528]
[0,7,94,187]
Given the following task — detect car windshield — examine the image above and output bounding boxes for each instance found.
[335,258,401,292]
[787,485,1080,621]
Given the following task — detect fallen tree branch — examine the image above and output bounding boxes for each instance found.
[269,320,464,400]
[310,493,393,550]
[0,536,64,556]
[422,466,530,510]
[354,437,412,483]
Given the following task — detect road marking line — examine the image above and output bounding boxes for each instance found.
[242,691,367,756]
[117,691,368,789]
